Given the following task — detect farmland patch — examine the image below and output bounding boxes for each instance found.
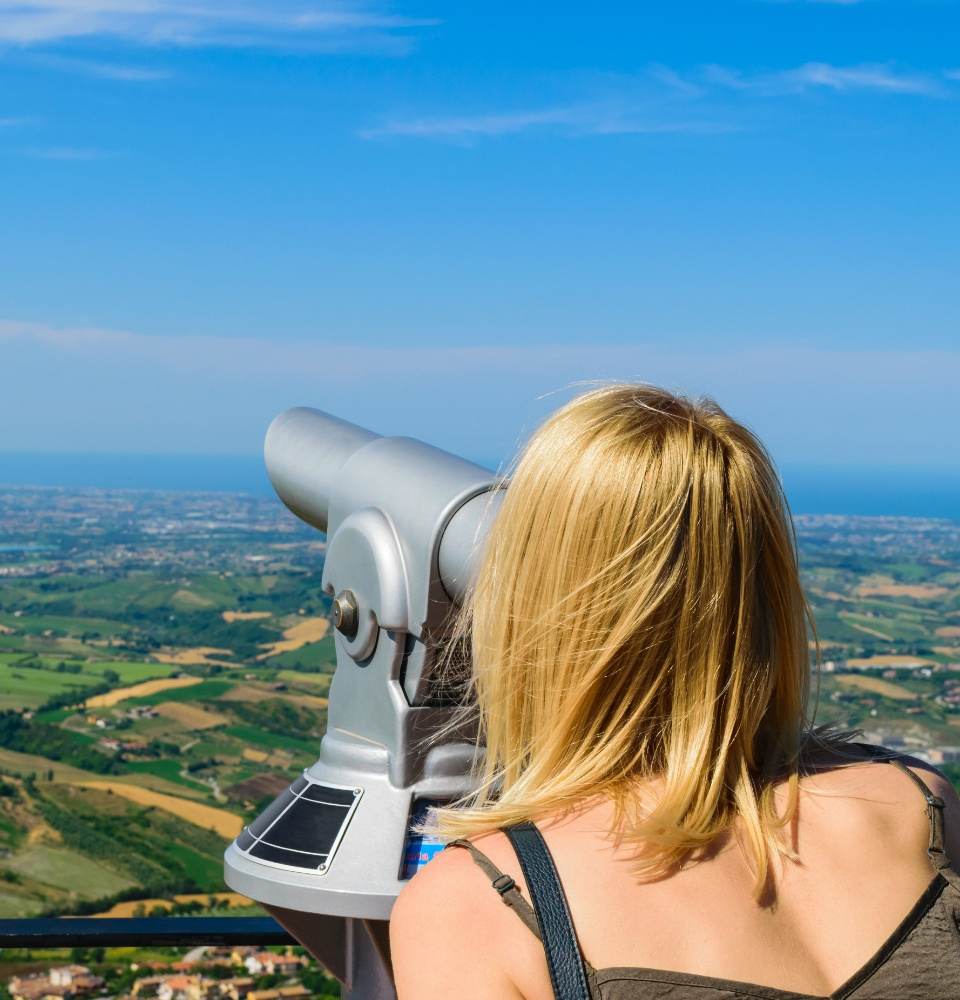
[218,683,327,711]
[134,679,234,705]
[70,782,243,839]
[154,701,230,730]
[94,891,249,918]
[856,584,950,600]
[0,663,106,711]
[835,674,918,701]
[222,725,314,754]
[85,676,202,708]
[6,845,134,898]
[170,589,215,610]
[0,893,44,918]
[257,617,329,660]
[222,611,272,622]
[153,648,235,666]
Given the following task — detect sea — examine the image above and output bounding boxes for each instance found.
[1,454,959,521]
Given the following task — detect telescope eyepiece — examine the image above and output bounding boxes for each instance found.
[333,590,359,638]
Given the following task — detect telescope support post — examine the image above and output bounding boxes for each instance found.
[264,904,396,1000]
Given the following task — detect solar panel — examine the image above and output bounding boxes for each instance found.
[233,772,362,874]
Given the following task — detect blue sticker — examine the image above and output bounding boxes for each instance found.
[400,799,447,879]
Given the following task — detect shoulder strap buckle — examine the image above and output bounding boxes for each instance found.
[492,873,516,895]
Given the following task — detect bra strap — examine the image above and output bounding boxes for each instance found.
[503,822,591,1000]
[887,758,947,866]
[445,839,542,940]
[859,745,952,875]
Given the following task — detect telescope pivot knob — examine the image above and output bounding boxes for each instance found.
[332,590,359,638]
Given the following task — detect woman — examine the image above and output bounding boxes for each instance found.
[391,385,960,1000]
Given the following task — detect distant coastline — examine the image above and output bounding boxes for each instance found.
[780,465,960,521]
[0,453,275,496]
[1,453,959,521]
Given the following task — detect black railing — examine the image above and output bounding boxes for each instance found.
[0,917,294,948]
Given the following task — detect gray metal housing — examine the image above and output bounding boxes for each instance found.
[223,409,505,991]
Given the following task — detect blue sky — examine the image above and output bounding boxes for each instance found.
[1,1,959,468]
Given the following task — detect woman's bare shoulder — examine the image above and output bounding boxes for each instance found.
[799,745,960,858]
[392,843,477,918]
[390,844,482,944]
[390,835,544,1000]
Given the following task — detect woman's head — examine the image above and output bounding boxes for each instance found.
[436,384,818,887]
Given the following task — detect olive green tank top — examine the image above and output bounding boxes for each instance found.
[448,755,960,999]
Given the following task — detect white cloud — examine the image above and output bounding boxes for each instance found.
[32,54,169,78]
[705,61,941,96]
[3,319,960,467]
[778,62,939,95]
[91,62,166,80]
[362,103,724,140]
[367,61,954,142]
[0,1,436,49]
[365,108,580,139]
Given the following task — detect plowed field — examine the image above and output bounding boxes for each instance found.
[257,618,329,659]
[85,676,202,708]
[154,701,231,730]
[71,781,243,839]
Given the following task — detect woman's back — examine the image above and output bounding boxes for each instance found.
[390,387,960,998]
[391,753,960,999]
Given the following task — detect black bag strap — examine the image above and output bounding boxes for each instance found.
[503,821,591,1000]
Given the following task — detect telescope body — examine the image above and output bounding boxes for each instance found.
[223,408,503,996]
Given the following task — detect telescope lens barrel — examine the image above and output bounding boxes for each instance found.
[265,407,381,535]
[265,407,502,609]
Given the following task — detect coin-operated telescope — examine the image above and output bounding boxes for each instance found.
[224,408,502,999]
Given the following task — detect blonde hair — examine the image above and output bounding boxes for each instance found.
[435,383,834,893]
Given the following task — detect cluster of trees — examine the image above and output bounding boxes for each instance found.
[298,966,342,998]
[230,698,322,742]
[0,712,122,772]
[12,655,85,674]
[35,798,173,888]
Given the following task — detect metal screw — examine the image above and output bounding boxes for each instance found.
[332,590,358,638]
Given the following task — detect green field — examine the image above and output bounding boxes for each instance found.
[278,669,332,696]
[0,660,108,710]
[86,661,179,683]
[124,759,195,786]
[0,653,179,711]
[0,613,128,636]
[165,843,226,889]
[0,891,44,918]
[7,845,135,899]
[132,680,236,705]
[267,636,337,669]
[34,707,83,723]
[222,724,316,753]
